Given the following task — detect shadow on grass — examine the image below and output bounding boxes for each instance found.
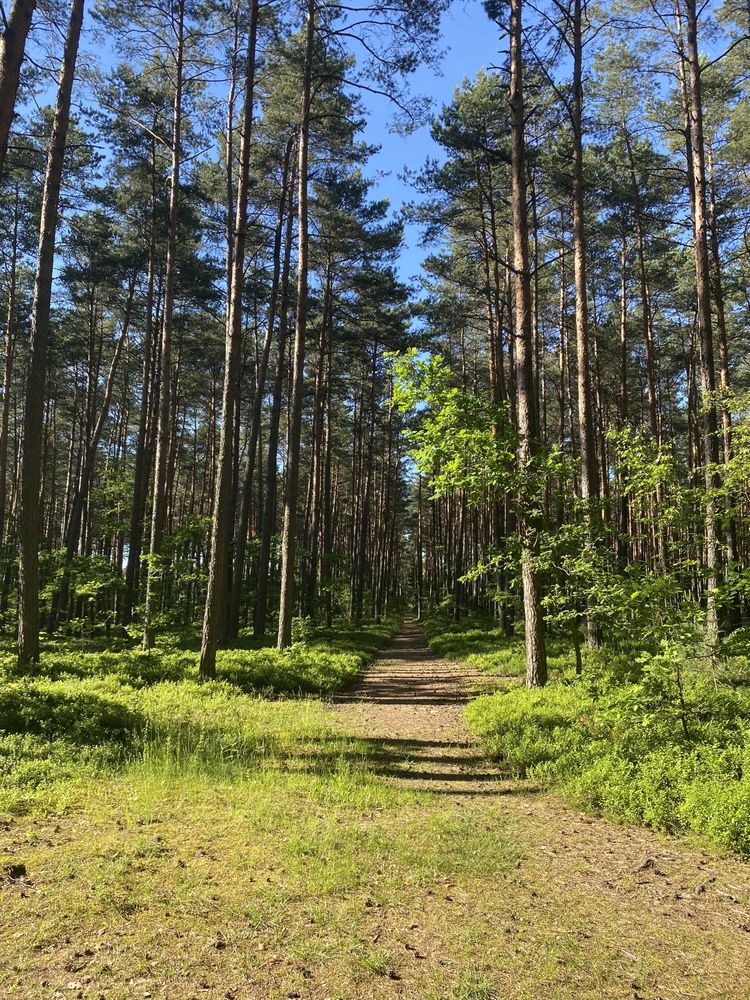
[277,733,533,797]
[1,621,528,806]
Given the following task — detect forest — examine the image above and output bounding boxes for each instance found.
[3,0,750,996]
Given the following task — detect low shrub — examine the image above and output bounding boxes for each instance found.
[216,645,362,695]
[465,684,593,774]
[424,614,577,681]
[0,677,142,744]
[465,638,750,858]
[0,732,126,814]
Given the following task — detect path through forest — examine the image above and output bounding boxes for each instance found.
[7,628,750,998]
[334,621,505,794]
[336,623,750,998]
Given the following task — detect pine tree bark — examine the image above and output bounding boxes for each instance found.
[684,0,721,645]
[254,150,295,638]
[0,0,36,178]
[706,143,737,568]
[569,0,601,644]
[277,0,314,650]
[18,0,84,663]
[228,131,293,640]
[509,0,546,688]
[571,0,598,513]
[51,280,135,627]
[123,145,158,623]
[200,0,259,677]
[142,0,184,649]
[0,181,20,545]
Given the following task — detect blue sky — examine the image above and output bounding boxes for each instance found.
[45,0,503,288]
[358,0,504,284]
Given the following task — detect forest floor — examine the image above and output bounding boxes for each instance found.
[4,623,750,999]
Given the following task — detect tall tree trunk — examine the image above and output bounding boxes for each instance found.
[304,264,332,620]
[277,0,314,650]
[571,0,598,512]
[228,132,293,640]
[570,0,600,644]
[0,181,20,544]
[509,0,546,688]
[622,127,659,441]
[123,145,159,623]
[707,142,737,567]
[253,156,295,638]
[51,280,135,627]
[320,330,335,627]
[617,232,630,566]
[0,0,36,178]
[684,0,721,645]
[200,0,259,677]
[17,0,83,663]
[142,0,184,649]
[706,144,732,467]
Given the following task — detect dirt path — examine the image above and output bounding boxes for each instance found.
[336,623,750,997]
[6,626,750,999]
[334,621,507,794]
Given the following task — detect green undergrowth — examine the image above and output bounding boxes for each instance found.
[441,614,750,859]
[0,620,395,694]
[424,615,576,684]
[0,620,396,817]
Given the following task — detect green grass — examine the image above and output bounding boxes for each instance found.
[425,614,750,859]
[0,621,396,818]
[0,766,528,1000]
[424,615,577,684]
[0,620,396,693]
[3,725,747,999]
[2,617,750,998]
[451,618,750,859]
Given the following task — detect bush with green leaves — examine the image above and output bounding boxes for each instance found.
[424,614,578,681]
[466,640,750,857]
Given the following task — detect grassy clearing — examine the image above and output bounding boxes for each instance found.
[4,734,750,999]
[423,616,576,686]
[0,757,524,999]
[3,619,750,998]
[0,621,395,818]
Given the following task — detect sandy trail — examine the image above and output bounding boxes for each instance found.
[334,620,508,794]
[333,622,750,996]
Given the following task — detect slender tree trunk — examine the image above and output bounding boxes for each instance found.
[706,144,732,466]
[229,132,293,640]
[570,0,600,644]
[571,0,598,511]
[509,0,546,687]
[623,127,659,441]
[277,0,314,650]
[123,148,158,623]
[17,0,84,664]
[0,182,19,544]
[0,0,36,178]
[304,266,331,620]
[254,146,295,638]
[320,330,335,627]
[706,142,737,567]
[51,280,135,627]
[142,0,184,649]
[200,0,259,677]
[684,0,721,645]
